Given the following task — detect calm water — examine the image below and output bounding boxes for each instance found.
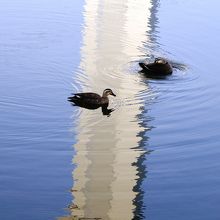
[1,0,220,219]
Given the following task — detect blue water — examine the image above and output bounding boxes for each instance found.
[142,1,220,219]
[1,0,220,219]
[0,0,83,219]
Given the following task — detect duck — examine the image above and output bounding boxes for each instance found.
[68,88,116,110]
[139,58,173,78]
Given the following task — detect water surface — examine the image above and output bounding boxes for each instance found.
[1,0,220,220]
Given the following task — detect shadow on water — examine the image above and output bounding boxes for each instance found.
[60,0,160,219]
[68,101,115,117]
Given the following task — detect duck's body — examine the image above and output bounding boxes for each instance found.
[139,58,173,78]
[68,88,116,110]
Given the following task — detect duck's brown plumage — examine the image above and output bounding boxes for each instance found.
[68,89,116,110]
[139,58,173,78]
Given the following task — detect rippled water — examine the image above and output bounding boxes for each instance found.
[1,0,220,219]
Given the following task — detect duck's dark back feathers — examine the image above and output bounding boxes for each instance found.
[68,92,108,110]
[72,92,101,100]
[139,58,173,78]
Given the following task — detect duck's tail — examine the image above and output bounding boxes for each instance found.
[139,62,145,69]
[139,62,150,71]
[68,94,79,102]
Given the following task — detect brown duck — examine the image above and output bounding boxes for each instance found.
[139,58,173,78]
[68,88,116,110]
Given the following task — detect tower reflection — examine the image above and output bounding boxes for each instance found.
[60,0,159,219]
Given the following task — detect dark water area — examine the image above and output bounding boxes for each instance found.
[1,0,220,220]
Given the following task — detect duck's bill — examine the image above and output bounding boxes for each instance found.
[111,92,116,97]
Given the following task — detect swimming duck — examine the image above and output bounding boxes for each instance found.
[68,88,116,110]
[139,58,173,78]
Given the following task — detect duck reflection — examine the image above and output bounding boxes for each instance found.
[68,89,116,116]
[101,106,114,116]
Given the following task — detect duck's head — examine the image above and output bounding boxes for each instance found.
[103,88,116,97]
[154,58,169,65]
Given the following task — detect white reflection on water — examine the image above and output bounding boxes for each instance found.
[63,0,158,219]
